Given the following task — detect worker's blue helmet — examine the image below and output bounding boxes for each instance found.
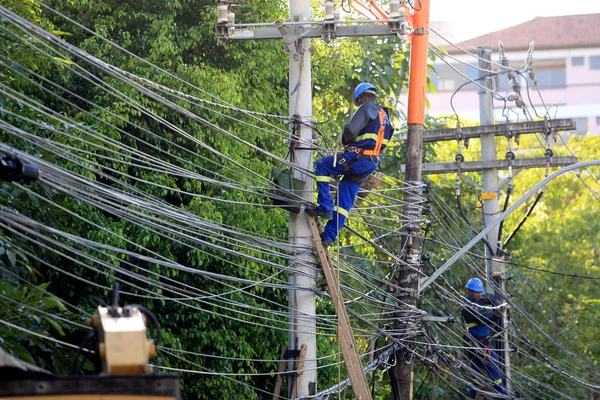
[354,82,377,105]
[466,278,485,293]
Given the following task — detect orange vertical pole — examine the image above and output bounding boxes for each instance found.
[389,1,431,398]
[406,0,431,125]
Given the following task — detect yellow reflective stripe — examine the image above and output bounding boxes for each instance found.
[465,322,479,329]
[333,206,349,217]
[316,176,330,182]
[493,378,503,385]
[355,133,378,141]
[354,134,391,146]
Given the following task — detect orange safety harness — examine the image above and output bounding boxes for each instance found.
[338,108,386,184]
[361,108,386,156]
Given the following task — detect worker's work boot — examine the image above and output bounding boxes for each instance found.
[304,205,333,220]
[320,233,331,248]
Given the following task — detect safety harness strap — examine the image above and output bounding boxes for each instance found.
[361,108,386,156]
[336,108,385,183]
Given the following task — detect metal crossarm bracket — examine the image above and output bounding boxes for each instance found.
[275,20,300,60]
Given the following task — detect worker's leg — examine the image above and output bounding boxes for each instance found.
[321,156,377,244]
[469,356,486,398]
[321,178,361,244]
[485,344,506,395]
[313,155,346,214]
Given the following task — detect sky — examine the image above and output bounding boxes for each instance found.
[429,0,600,42]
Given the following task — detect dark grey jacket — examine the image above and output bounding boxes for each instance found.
[338,100,382,146]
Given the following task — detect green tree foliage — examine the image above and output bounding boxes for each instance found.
[424,131,600,398]
[1,0,292,397]
[4,0,598,398]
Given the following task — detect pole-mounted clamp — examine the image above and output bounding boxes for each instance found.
[275,19,301,61]
[412,27,429,35]
[289,113,302,147]
[504,123,514,139]
[454,126,463,142]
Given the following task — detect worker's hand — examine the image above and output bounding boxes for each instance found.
[495,306,506,316]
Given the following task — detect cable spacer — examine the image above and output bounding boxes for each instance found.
[412,27,429,35]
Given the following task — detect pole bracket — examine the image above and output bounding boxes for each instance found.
[275,19,302,61]
[412,27,429,35]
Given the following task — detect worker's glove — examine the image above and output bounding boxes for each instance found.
[495,306,506,316]
[337,132,344,146]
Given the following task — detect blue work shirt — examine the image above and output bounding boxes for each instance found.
[461,294,496,339]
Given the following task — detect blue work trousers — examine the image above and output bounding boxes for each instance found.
[469,341,506,398]
[314,152,377,244]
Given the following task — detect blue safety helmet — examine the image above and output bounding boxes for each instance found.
[353,82,377,105]
[466,278,485,293]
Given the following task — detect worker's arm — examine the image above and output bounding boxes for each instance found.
[462,303,495,327]
[338,102,380,145]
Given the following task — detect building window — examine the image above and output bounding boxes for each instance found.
[572,56,584,66]
[572,117,589,134]
[496,60,566,90]
[590,56,600,70]
[430,63,480,92]
[528,68,566,89]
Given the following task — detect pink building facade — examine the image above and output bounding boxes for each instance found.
[401,14,600,135]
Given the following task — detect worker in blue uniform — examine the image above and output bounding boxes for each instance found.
[461,278,507,398]
[305,82,395,247]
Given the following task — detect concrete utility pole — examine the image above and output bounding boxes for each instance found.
[477,45,512,391]
[390,0,430,398]
[286,0,316,396]
[478,46,512,391]
[477,46,500,262]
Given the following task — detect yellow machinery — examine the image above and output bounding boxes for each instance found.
[0,291,180,399]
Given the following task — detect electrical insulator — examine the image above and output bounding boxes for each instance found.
[217,5,229,24]
[389,0,403,18]
[228,11,235,25]
[324,0,335,20]
[334,6,341,20]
